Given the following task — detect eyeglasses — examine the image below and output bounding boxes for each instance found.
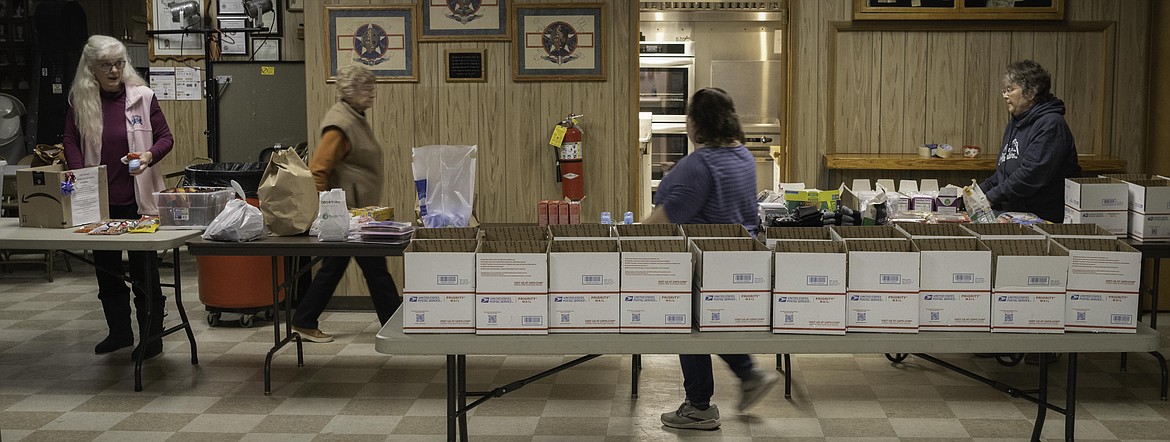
[1001,85,1019,95]
[99,60,126,72]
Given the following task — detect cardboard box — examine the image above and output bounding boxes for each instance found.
[681,224,751,241]
[548,240,621,333]
[1120,178,1170,214]
[402,240,477,334]
[830,225,909,241]
[761,226,833,249]
[772,240,847,335]
[482,226,550,242]
[558,201,570,225]
[785,188,839,212]
[1053,238,1140,333]
[985,239,1070,333]
[568,201,581,224]
[1130,213,1170,242]
[549,223,614,240]
[17,164,109,228]
[537,200,550,227]
[615,223,684,240]
[934,186,962,215]
[475,241,549,335]
[914,238,992,332]
[692,239,771,331]
[1063,208,1127,237]
[844,239,920,333]
[895,223,977,239]
[412,227,479,240]
[620,239,692,333]
[1032,223,1115,239]
[961,223,1047,240]
[1065,177,1129,211]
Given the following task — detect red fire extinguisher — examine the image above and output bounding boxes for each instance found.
[554,113,585,201]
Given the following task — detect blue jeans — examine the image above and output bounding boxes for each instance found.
[292,256,400,328]
[679,354,756,408]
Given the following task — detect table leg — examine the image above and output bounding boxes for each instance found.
[287,257,304,367]
[457,354,468,442]
[172,248,198,365]
[1031,352,1049,442]
[783,354,792,398]
[447,355,457,442]
[1152,351,1168,401]
[132,256,153,392]
[631,354,641,398]
[1065,353,1077,442]
[1152,258,1161,330]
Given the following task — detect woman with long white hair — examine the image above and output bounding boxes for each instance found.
[62,35,174,360]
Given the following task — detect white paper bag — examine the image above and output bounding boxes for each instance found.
[317,188,349,242]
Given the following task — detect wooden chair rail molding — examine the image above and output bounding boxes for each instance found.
[823,153,1126,174]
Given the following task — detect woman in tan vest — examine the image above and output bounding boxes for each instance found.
[292,65,399,342]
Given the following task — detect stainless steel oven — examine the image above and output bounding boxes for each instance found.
[639,41,694,124]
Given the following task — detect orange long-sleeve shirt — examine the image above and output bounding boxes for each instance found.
[308,128,350,192]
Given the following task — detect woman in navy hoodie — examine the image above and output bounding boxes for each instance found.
[979,60,1081,222]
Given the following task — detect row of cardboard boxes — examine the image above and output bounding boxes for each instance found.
[402,223,1141,335]
[1066,175,1170,241]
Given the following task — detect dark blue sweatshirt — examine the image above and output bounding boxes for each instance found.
[978,98,1081,222]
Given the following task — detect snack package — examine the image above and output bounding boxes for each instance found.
[128,216,161,233]
[88,221,130,235]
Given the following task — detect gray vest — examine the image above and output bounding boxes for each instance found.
[318,102,384,207]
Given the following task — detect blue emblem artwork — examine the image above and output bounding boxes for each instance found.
[540,21,579,65]
[352,23,391,66]
[445,0,482,24]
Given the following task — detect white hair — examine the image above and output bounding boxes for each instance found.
[336,64,375,102]
[68,35,147,148]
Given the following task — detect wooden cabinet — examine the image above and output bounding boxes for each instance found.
[854,0,1064,20]
[0,0,33,105]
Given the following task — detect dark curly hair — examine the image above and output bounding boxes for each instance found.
[686,87,744,147]
[1005,60,1055,103]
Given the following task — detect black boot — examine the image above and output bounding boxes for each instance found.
[131,297,164,361]
[96,295,134,354]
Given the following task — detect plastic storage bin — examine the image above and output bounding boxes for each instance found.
[153,187,233,229]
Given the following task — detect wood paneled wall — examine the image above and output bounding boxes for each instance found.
[790,0,1150,189]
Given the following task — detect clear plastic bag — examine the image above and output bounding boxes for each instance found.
[412,145,477,227]
[963,179,997,223]
[202,181,266,242]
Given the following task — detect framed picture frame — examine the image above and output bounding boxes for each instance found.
[324,6,418,82]
[445,49,486,82]
[218,0,245,15]
[218,17,248,55]
[148,0,206,60]
[287,0,303,12]
[251,37,281,61]
[421,0,509,41]
[512,3,605,82]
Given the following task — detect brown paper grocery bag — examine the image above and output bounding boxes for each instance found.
[258,149,318,236]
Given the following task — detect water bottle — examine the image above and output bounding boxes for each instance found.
[600,211,611,225]
[623,211,634,225]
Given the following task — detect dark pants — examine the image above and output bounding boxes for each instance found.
[292,256,400,329]
[680,354,756,408]
[95,204,164,341]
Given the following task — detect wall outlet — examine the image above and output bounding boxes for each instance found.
[215,75,232,84]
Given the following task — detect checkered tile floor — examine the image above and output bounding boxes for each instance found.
[2,253,1170,441]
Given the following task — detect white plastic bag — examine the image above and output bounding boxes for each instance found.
[412,145,477,227]
[202,181,266,242]
[317,188,349,242]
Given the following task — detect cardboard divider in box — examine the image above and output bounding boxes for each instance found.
[843,239,920,333]
[913,238,992,332]
[402,240,478,334]
[481,226,550,242]
[412,227,479,240]
[614,223,685,240]
[1052,237,1141,333]
[830,225,909,241]
[548,240,621,333]
[1032,223,1115,239]
[772,240,847,335]
[895,222,977,239]
[1100,173,1161,182]
[619,239,693,333]
[17,164,109,228]
[983,239,1070,334]
[691,238,771,332]
[474,240,550,335]
[548,223,615,240]
[761,226,833,249]
[960,223,1047,240]
[681,223,751,242]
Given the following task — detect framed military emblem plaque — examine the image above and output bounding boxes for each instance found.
[325,6,419,82]
[512,3,605,82]
[422,0,509,41]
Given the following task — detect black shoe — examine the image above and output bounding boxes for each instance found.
[95,334,134,354]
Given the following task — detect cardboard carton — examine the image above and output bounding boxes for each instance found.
[1053,238,1140,333]
[895,223,977,239]
[615,223,685,240]
[692,239,771,331]
[1130,213,1170,242]
[475,241,549,335]
[985,239,1070,333]
[548,240,621,333]
[481,226,551,242]
[403,240,477,333]
[620,239,692,333]
[961,223,1047,240]
[17,164,109,228]
[830,225,909,241]
[549,223,614,240]
[772,240,847,335]
[1065,177,1128,211]
[681,224,751,241]
[844,239,920,333]
[761,226,833,249]
[1119,178,1170,214]
[914,238,992,331]
[412,227,479,240]
[1063,207,1127,237]
[1032,223,1116,239]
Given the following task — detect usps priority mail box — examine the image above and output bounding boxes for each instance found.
[845,239,920,333]
[772,240,847,335]
[961,223,1047,241]
[615,223,685,241]
[1131,213,1170,242]
[692,238,771,331]
[986,239,1069,333]
[1121,178,1170,214]
[1064,207,1127,238]
[475,241,549,335]
[1065,177,1128,211]
[914,238,992,332]
[1054,238,1140,333]
[620,239,692,333]
[403,240,477,333]
[549,240,621,333]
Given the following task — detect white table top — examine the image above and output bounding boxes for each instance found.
[0,218,200,251]
[375,309,1161,356]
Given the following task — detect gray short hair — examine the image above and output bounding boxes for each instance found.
[336,65,376,102]
[1005,60,1054,103]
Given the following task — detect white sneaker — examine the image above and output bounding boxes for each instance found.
[737,368,780,411]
